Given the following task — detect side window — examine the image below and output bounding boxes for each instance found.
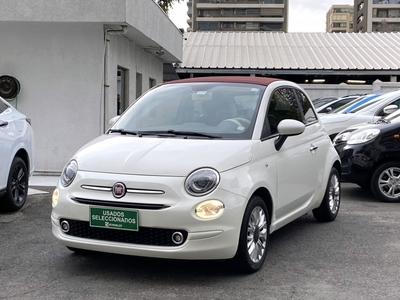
[262,88,302,138]
[295,90,317,125]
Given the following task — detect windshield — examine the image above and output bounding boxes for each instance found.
[328,96,365,114]
[111,82,265,140]
[346,95,387,113]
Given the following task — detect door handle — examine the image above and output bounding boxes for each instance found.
[0,120,8,127]
[310,144,318,152]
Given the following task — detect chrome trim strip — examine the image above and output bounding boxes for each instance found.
[81,185,111,192]
[81,185,165,194]
[127,189,164,195]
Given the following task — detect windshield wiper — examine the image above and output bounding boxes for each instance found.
[138,130,222,139]
[108,128,139,136]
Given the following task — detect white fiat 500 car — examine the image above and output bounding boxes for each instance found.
[52,77,341,273]
[0,96,34,211]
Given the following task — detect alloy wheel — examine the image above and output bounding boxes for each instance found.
[10,164,27,204]
[378,167,400,200]
[328,173,340,214]
[247,206,268,263]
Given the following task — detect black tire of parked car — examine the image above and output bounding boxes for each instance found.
[371,162,400,203]
[0,156,28,212]
[66,247,92,254]
[233,195,270,273]
[313,167,341,222]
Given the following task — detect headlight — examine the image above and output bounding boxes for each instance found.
[60,160,78,187]
[333,130,353,144]
[185,168,220,196]
[347,129,380,145]
[195,200,225,220]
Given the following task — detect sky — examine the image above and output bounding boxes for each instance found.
[168,0,354,32]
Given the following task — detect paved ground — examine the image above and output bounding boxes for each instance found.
[28,175,59,196]
[2,181,400,300]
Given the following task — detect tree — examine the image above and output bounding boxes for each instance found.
[155,0,182,14]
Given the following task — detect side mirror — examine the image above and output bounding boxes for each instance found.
[109,116,120,127]
[325,107,333,113]
[275,119,305,151]
[383,105,398,115]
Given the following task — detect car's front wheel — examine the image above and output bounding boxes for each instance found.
[0,157,29,212]
[313,167,341,222]
[233,195,269,273]
[371,162,400,202]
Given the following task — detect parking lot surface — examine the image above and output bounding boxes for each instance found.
[1,183,400,300]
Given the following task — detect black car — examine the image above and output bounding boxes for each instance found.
[333,109,400,202]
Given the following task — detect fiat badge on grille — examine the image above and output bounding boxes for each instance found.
[112,182,126,198]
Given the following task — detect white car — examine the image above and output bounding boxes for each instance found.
[320,90,400,139]
[0,96,34,211]
[316,95,363,114]
[51,76,341,273]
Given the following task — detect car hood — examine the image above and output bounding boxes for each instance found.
[341,119,395,133]
[319,113,356,124]
[74,135,254,176]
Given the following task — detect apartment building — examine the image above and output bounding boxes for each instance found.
[326,4,354,32]
[354,0,400,32]
[186,0,288,32]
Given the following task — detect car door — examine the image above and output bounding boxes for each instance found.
[262,87,320,221]
[0,99,14,188]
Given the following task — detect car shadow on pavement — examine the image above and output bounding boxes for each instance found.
[341,183,380,203]
[58,249,243,278]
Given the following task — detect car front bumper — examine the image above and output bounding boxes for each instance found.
[51,171,247,260]
[335,142,374,186]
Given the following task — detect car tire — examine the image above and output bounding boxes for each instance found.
[0,157,28,212]
[371,162,400,202]
[233,195,269,273]
[313,167,341,222]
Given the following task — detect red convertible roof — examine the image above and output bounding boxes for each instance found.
[164,76,283,87]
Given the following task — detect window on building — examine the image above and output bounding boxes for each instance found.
[376,9,388,18]
[221,9,233,16]
[149,78,156,89]
[247,9,260,16]
[261,8,283,17]
[136,73,142,99]
[332,22,347,28]
[246,22,259,30]
[235,9,246,16]
[260,23,283,31]
[236,22,246,29]
[221,22,234,29]
[388,9,400,18]
[117,67,129,115]
[198,22,219,31]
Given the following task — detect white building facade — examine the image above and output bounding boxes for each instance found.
[354,0,400,32]
[0,0,183,173]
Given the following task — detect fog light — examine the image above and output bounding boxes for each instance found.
[172,232,184,245]
[52,189,59,207]
[195,200,225,220]
[61,220,70,233]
